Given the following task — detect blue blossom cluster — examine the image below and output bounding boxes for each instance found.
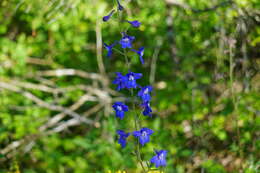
[103,0,167,169]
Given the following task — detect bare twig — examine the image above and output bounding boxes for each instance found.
[39,94,98,131]
[26,57,54,66]
[149,37,163,84]
[96,20,106,76]
[0,81,94,125]
[9,80,59,93]
[0,101,103,160]
[28,68,106,83]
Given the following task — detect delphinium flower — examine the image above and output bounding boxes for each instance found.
[138,85,152,102]
[119,32,135,48]
[116,0,124,11]
[112,102,129,119]
[113,72,127,91]
[103,10,115,22]
[104,42,116,58]
[103,1,168,171]
[141,101,152,117]
[132,47,145,64]
[132,127,154,146]
[127,20,141,28]
[150,150,167,168]
[117,130,130,148]
[125,71,142,89]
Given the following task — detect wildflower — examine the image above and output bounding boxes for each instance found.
[141,101,152,117]
[113,72,127,90]
[117,130,130,148]
[104,42,116,57]
[132,127,154,146]
[127,20,141,28]
[125,71,142,89]
[116,0,124,11]
[103,10,115,22]
[119,33,135,48]
[112,102,129,119]
[150,150,167,168]
[138,85,152,102]
[132,47,145,64]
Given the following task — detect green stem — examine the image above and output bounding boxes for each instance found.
[123,48,130,69]
[131,89,146,173]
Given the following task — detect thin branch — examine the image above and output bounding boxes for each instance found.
[26,57,54,66]
[28,68,107,83]
[0,102,103,160]
[0,82,94,125]
[96,20,106,76]
[9,80,59,93]
[149,37,163,84]
[39,94,97,131]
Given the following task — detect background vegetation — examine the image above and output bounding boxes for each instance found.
[0,0,259,172]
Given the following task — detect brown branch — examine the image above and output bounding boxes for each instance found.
[0,97,103,160]
[149,37,163,84]
[39,94,98,132]
[28,68,107,83]
[9,80,59,93]
[0,81,94,125]
[26,57,54,66]
[47,118,82,133]
[96,20,106,76]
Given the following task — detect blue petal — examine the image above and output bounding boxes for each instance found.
[132,131,141,137]
[116,111,125,119]
[140,135,149,146]
[118,137,127,148]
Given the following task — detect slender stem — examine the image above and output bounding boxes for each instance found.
[131,89,146,173]
[112,48,125,56]
[123,48,130,69]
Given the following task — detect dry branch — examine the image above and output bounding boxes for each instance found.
[0,81,94,124]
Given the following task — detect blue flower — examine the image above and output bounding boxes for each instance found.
[117,130,130,148]
[132,47,145,64]
[112,72,127,91]
[132,127,154,146]
[103,10,115,22]
[127,20,141,28]
[138,85,152,102]
[150,150,167,168]
[112,102,129,119]
[119,33,135,48]
[125,71,142,89]
[141,101,152,117]
[104,42,116,58]
[116,0,124,11]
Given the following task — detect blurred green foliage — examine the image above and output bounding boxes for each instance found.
[0,0,259,172]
